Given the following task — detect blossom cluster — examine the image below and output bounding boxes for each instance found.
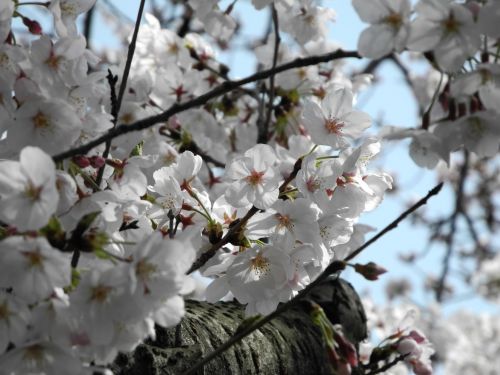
[0,0,395,373]
[0,0,497,373]
[350,0,500,168]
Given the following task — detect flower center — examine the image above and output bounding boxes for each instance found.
[22,250,44,268]
[25,181,43,201]
[45,53,62,70]
[324,117,344,134]
[136,260,157,282]
[250,253,270,276]
[90,285,112,303]
[306,177,321,192]
[384,12,403,29]
[276,213,293,230]
[120,112,134,124]
[442,13,460,35]
[33,111,50,129]
[245,169,265,186]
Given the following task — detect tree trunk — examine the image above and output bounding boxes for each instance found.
[111,278,367,375]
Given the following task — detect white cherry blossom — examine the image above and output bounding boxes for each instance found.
[408,0,480,71]
[302,87,371,149]
[225,144,282,210]
[0,146,58,231]
[353,0,411,59]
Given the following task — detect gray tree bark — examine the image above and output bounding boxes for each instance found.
[111,278,367,375]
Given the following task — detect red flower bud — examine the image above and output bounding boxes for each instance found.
[73,155,90,168]
[89,156,106,169]
[22,17,42,35]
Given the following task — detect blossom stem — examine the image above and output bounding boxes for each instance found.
[421,71,444,129]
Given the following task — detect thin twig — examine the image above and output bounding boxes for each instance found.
[182,183,443,374]
[258,4,280,144]
[94,0,145,187]
[115,0,145,118]
[52,49,360,163]
[345,182,444,262]
[436,153,468,301]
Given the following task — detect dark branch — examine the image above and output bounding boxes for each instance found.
[95,0,146,186]
[52,49,360,163]
[258,4,280,144]
[436,152,468,301]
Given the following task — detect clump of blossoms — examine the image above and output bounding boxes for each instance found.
[351,0,500,168]
[0,1,391,371]
[3,0,499,373]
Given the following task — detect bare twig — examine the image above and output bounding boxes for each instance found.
[94,0,146,187]
[436,153,468,301]
[182,183,443,374]
[258,4,280,144]
[345,182,444,262]
[52,49,360,163]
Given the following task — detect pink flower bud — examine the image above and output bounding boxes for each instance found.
[409,330,427,344]
[412,359,433,375]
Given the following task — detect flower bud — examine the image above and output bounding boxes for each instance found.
[353,262,387,281]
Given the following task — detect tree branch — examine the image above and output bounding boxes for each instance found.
[436,153,468,301]
[182,182,444,374]
[52,49,360,163]
[257,4,280,144]
[95,0,146,186]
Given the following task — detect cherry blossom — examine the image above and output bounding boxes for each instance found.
[302,87,371,149]
[0,146,58,231]
[225,144,282,210]
[0,236,70,304]
[353,0,411,59]
[407,0,480,71]
[49,0,97,37]
[1,1,498,373]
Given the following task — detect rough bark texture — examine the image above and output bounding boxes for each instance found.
[111,278,367,375]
